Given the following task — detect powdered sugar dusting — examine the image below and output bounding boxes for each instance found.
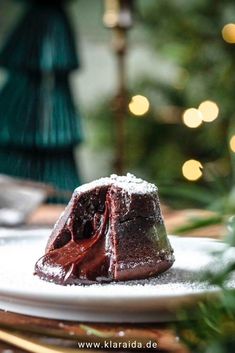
[75,173,157,195]
[1,232,235,322]
[111,173,157,194]
[0,233,234,297]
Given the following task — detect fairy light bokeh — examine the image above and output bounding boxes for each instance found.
[222,23,235,43]
[198,100,219,122]
[229,135,235,152]
[129,95,150,116]
[182,159,203,181]
[182,108,202,128]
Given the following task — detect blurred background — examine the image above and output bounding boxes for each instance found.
[1,2,235,352]
[0,0,235,218]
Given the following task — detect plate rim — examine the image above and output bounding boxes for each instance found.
[0,233,227,322]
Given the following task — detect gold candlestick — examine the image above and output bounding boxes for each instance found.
[103,0,134,174]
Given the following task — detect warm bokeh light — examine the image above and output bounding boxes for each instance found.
[222,23,235,43]
[229,135,235,152]
[103,0,119,28]
[182,108,202,128]
[182,159,203,181]
[103,12,118,28]
[129,95,150,116]
[198,100,219,122]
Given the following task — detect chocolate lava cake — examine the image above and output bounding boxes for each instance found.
[34,174,174,285]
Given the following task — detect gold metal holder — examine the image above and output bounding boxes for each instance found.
[103,0,134,174]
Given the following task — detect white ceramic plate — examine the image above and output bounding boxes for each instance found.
[0,229,233,323]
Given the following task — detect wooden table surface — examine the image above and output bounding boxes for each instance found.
[0,204,224,353]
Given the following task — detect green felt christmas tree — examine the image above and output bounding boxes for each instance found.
[0,0,83,202]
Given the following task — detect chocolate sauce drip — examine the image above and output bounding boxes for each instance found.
[35,200,111,285]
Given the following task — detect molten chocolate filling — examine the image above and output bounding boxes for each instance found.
[35,200,111,285]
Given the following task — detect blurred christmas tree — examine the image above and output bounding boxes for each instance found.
[176,216,235,353]
[89,0,235,209]
[0,0,83,202]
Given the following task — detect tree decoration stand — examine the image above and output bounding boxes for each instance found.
[103,0,134,174]
[0,0,83,202]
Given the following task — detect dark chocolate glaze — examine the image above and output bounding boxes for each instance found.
[34,175,175,285]
[35,199,112,285]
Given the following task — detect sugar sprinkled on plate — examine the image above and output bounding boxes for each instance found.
[0,234,234,297]
[1,233,235,322]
